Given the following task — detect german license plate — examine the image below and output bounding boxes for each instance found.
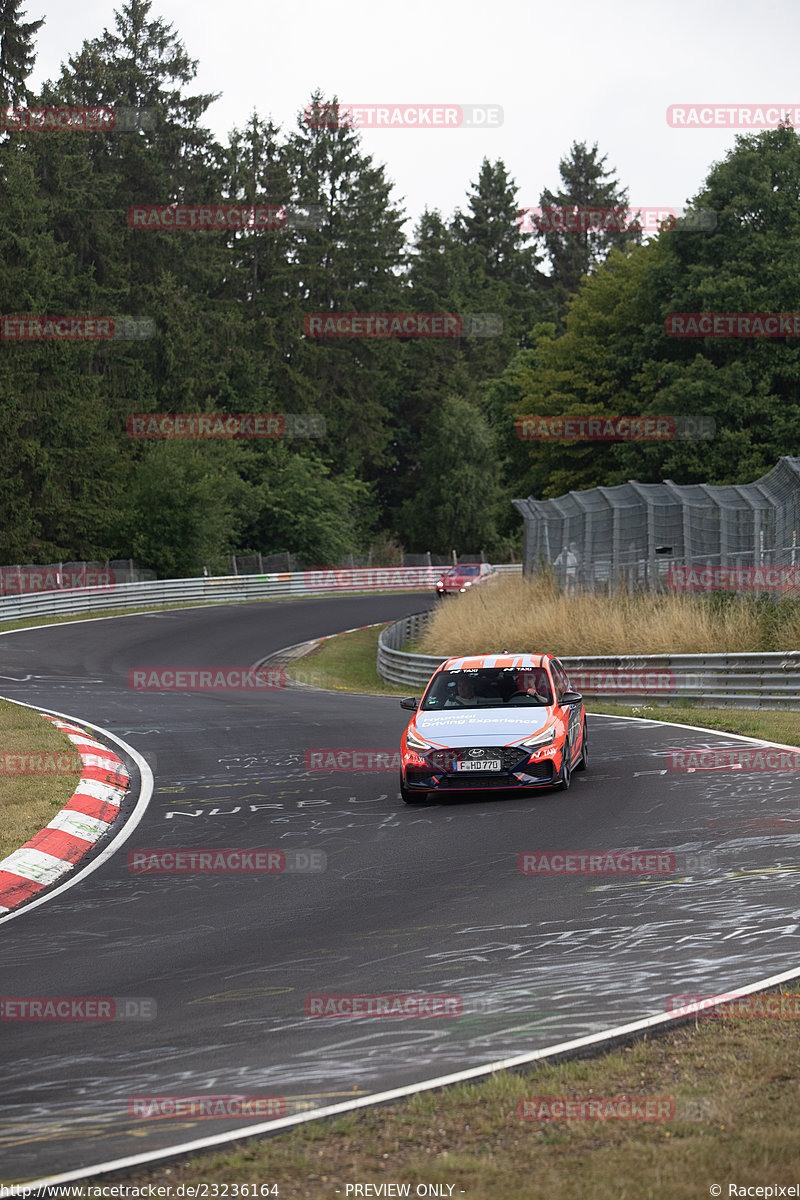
[457,759,502,772]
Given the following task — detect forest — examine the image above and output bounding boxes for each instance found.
[2,0,799,575]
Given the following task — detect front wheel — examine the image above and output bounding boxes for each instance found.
[400,774,429,805]
[556,741,572,790]
[574,720,588,772]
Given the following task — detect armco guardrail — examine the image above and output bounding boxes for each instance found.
[0,564,520,624]
[377,611,800,709]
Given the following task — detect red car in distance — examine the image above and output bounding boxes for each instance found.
[435,562,497,597]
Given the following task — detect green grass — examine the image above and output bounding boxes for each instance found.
[0,700,85,860]
[287,625,412,695]
[53,993,800,1198]
[9,615,800,1194]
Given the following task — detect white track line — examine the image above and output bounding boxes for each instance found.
[5,693,800,1186]
[11,960,800,1192]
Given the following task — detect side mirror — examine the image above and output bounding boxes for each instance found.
[561,690,583,706]
[400,696,419,711]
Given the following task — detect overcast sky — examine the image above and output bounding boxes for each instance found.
[26,0,800,237]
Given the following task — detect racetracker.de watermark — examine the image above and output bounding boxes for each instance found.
[1,996,156,1020]
[667,993,800,1018]
[127,668,285,691]
[667,104,800,128]
[666,313,800,337]
[303,567,436,590]
[1,315,155,341]
[518,1097,675,1121]
[128,848,325,873]
[515,415,715,441]
[667,747,800,772]
[0,567,116,594]
[0,752,83,774]
[666,565,800,591]
[517,206,716,233]
[304,102,502,128]
[518,851,676,875]
[305,993,463,1017]
[303,313,501,337]
[1,106,155,132]
[566,668,678,694]
[127,204,323,231]
[129,1095,286,1119]
[304,749,400,771]
[126,413,325,438]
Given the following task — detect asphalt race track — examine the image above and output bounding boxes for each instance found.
[3,593,800,1184]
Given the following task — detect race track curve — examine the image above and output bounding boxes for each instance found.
[2,592,800,1184]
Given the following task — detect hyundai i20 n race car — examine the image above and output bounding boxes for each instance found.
[399,653,587,804]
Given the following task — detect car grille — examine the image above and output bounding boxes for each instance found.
[435,767,554,788]
[427,746,532,774]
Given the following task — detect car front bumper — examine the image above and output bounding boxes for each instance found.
[402,756,559,793]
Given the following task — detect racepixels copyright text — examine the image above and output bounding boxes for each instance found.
[715,1189,800,1197]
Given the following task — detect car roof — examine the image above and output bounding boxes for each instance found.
[440,653,553,671]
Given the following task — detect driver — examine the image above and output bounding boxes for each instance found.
[515,670,551,703]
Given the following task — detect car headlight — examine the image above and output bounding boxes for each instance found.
[520,726,556,749]
[406,727,435,752]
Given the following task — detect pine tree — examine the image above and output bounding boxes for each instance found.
[452,157,546,375]
[280,91,408,479]
[0,0,43,107]
[536,140,638,324]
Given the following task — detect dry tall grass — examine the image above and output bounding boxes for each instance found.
[418,575,800,657]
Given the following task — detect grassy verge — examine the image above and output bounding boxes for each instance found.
[287,625,412,696]
[15,615,800,1194]
[0,701,84,860]
[68,994,800,1198]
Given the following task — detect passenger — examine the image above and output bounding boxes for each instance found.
[447,675,477,706]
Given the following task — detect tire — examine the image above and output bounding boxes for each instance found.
[556,740,572,790]
[400,775,429,805]
[574,720,588,772]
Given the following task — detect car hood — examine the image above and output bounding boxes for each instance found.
[414,708,552,747]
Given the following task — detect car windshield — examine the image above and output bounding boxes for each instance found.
[452,565,481,576]
[422,667,553,710]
